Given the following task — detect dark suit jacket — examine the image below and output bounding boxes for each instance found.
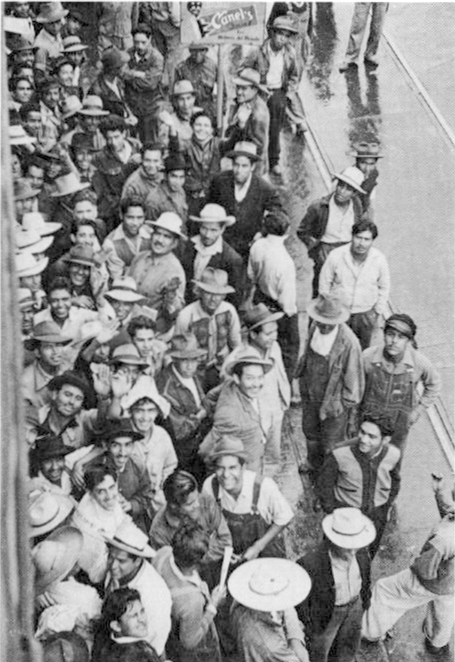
[296,542,371,634]
[180,238,246,307]
[207,171,282,260]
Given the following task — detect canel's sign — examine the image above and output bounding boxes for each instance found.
[204,6,257,35]
[181,2,267,45]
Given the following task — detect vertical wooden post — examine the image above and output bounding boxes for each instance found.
[216,44,224,135]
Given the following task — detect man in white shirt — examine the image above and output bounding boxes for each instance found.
[319,219,390,349]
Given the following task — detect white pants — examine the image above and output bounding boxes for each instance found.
[362,568,454,648]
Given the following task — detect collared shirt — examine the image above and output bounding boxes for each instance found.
[266,43,285,89]
[131,425,177,496]
[192,235,223,281]
[103,223,152,280]
[203,469,293,526]
[322,196,355,244]
[34,27,63,59]
[26,404,99,450]
[22,359,66,411]
[234,173,253,202]
[329,550,362,605]
[319,243,391,315]
[310,325,339,356]
[172,365,201,407]
[127,250,186,310]
[248,235,297,315]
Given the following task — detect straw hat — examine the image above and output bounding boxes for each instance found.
[168,333,207,360]
[209,436,247,462]
[243,303,284,331]
[228,558,311,611]
[65,244,96,268]
[351,142,383,159]
[60,95,83,120]
[225,348,273,376]
[307,295,350,325]
[322,508,376,549]
[18,287,34,309]
[122,375,170,418]
[272,15,299,34]
[50,173,89,198]
[33,526,83,594]
[226,141,260,163]
[62,36,88,53]
[149,211,187,239]
[78,95,108,117]
[25,320,72,350]
[189,203,236,226]
[10,124,36,146]
[333,166,365,194]
[131,305,158,323]
[17,230,54,257]
[22,212,62,236]
[29,492,76,538]
[193,268,235,295]
[233,68,268,94]
[16,252,49,277]
[14,178,38,200]
[172,80,195,97]
[108,520,156,558]
[105,277,144,303]
[35,2,68,24]
[110,344,149,370]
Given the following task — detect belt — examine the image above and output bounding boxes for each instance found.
[334,595,360,608]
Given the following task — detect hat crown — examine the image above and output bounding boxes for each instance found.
[170,332,201,354]
[153,211,184,237]
[52,172,86,197]
[33,540,62,574]
[173,79,195,95]
[112,343,142,360]
[61,95,82,113]
[34,433,67,457]
[199,204,229,223]
[111,276,138,292]
[314,295,345,320]
[244,303,273,328]
[29,493,59,527]
[32,320,67,339]
[18,287,33,305]
[273,15,298,31]
[82,95,104,110]
[237,67,261,86]
[14,178,35,198]
[233,141,258,158]
[199,267,229,289]
[211,436,246,459]
[36,1,67,21]
[337,166,364,188]
[111,520,150,554]
[331,508,366,537]
[249,569,289,595]
[22,212,46,232]
[16,251,39,271]
[68,244,95,262]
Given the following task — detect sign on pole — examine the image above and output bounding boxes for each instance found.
[181,3,267,46]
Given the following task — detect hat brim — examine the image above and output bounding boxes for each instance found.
[34,526,83,593]
[107,535,156,558]
[192,280,235,295]
[149,220,187,240]
[32,444,74,461]
[66,257,95,268]
[105,290,144,303]
[29,496,76,538]
[307,299,350,325]
[50,182,90,197]
[25,334,72,351]
[48,374,91,400]
[247,311,284,331]
[78,108,109,116]
[61,108,82,120]
[209,448,248,462]
[226,149,260,162]
[36,222,62,236]
[334,173,365,194]
[110,356,149,370]
[233,77,269,95]
[25,235,54,255]
[17,256,49,277]
[225,355,273,376]
[228,559,311,611]
[189,214,236,227]
[102,428,144,443]
[36,9,69,23]
[273,23,298,34]
[169,348,207,360]
[11,135,37,146]
[63,45,88,53]
[322,513,376,549]
[351,151,383,159]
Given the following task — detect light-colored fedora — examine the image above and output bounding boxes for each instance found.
[233,67,268,95]
[50,172,89,198]
[105,277,144,303]
[193,267,235,295]
[16,252,49,277]
[209,436,248,462]
[225,347,273,376]
[108,520,156,558]
[272,15,299,34]
[60,95,83,120]
[226,141,260,163]
[62,36,88,53]
[228,558,311,611]
[168,333,207,360]
[149,211,187,239]
[78,95,109,117]
[32,526,83,594]
[10,124,36,146]
[35,2,68,24]
[243,303,284,331]
[28,492,76,538]
[189,203,236,226]
[22,211,62,236]
[25,320,72,350]
[322,507,376,549]
[110,344,149,370]
[14,178,38,200]
[307,295,350,325]
[172,79,195,97]
[333,166,365,194]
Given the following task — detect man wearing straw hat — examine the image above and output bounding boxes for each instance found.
[297,166,366,297]
[296,508,375,662]
[296,295,364,477]
[33,2,68,81]
[229,558,311,662]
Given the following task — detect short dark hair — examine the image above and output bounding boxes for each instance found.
[100,114,127,136]
[53,58,74,74]
[190,110,213,127]
[132,23,152,39]
[9,75,33,93]
[163,470,198,507]
[19,101,40,121]
[262,211,290,237]
[84,464,117,492]
[352,219,378,240]
[71,217,99,237]
[361,413,394,438]
[127,315,156,337]
[232,362,265,378]
[47,276,72,296]
[72,188,98,207]
[120,195,146,216]
[101,587,141,629]
[172,517,210,568]
[38,77,61,95]
[141,141,164,157]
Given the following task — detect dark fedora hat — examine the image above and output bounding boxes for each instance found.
[243,303,284,331]
[48,371,91,401]
[32,434,73,461]
[164,154,187,173]
[98,418,143,444]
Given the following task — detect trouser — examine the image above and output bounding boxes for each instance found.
[264,409,285,467]
[301,399,348,473]
[311,242,349,297]
[362,568,454,648]
[367,503,390,558]
[310,596,363,662]
[278,313,300,381]
[347,308,380,350]
[267,89,287,168]
[345,3,388,62]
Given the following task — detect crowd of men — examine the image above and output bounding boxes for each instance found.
[5,2,453,662]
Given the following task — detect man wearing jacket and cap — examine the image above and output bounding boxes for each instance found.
[142,154,188,225]
[297,295,364,477]
[174,268,242,390]
[128,211,187,314]
[121,144,164,204]
[158,79,202,150]
[175,42,218,117]
[226,67,270,176]
[33,2,67,81]
[360,313,441,455]
[298,167,366,296]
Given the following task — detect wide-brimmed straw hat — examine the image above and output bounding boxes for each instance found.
[228,558,311,611]
[14,178,38,200]
[272,15,299,34]
[243,303,284,331]
[333,166,365,194]
[149,211,187,239]
[78,95,108,117]
[33,526,83,594]
[35,2,68,24]
[110,344,149,370]
[225,348,273,376]
[22,212,62,236]
[16,252,48,277]
[29,492,76,538]
[108,520,156,558]
[122,375,170,418]
[25,320,72,350]
[322,507,376,549]
[65,244,96,268]
[60,95,83,120]
[226,141,260,163]
[105,277,144,303]
[209,436,248,462]
[350,141,383,159]
[10,124,36,146]
[307,295,350,325]
[17,229,54,257]
[168,333,207,360]
[172,79,195,97]
[62,36,88,53]
[50,172,89,198]
[189,203,235,226]
[233,68,268,95]
[193,268,235,295]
